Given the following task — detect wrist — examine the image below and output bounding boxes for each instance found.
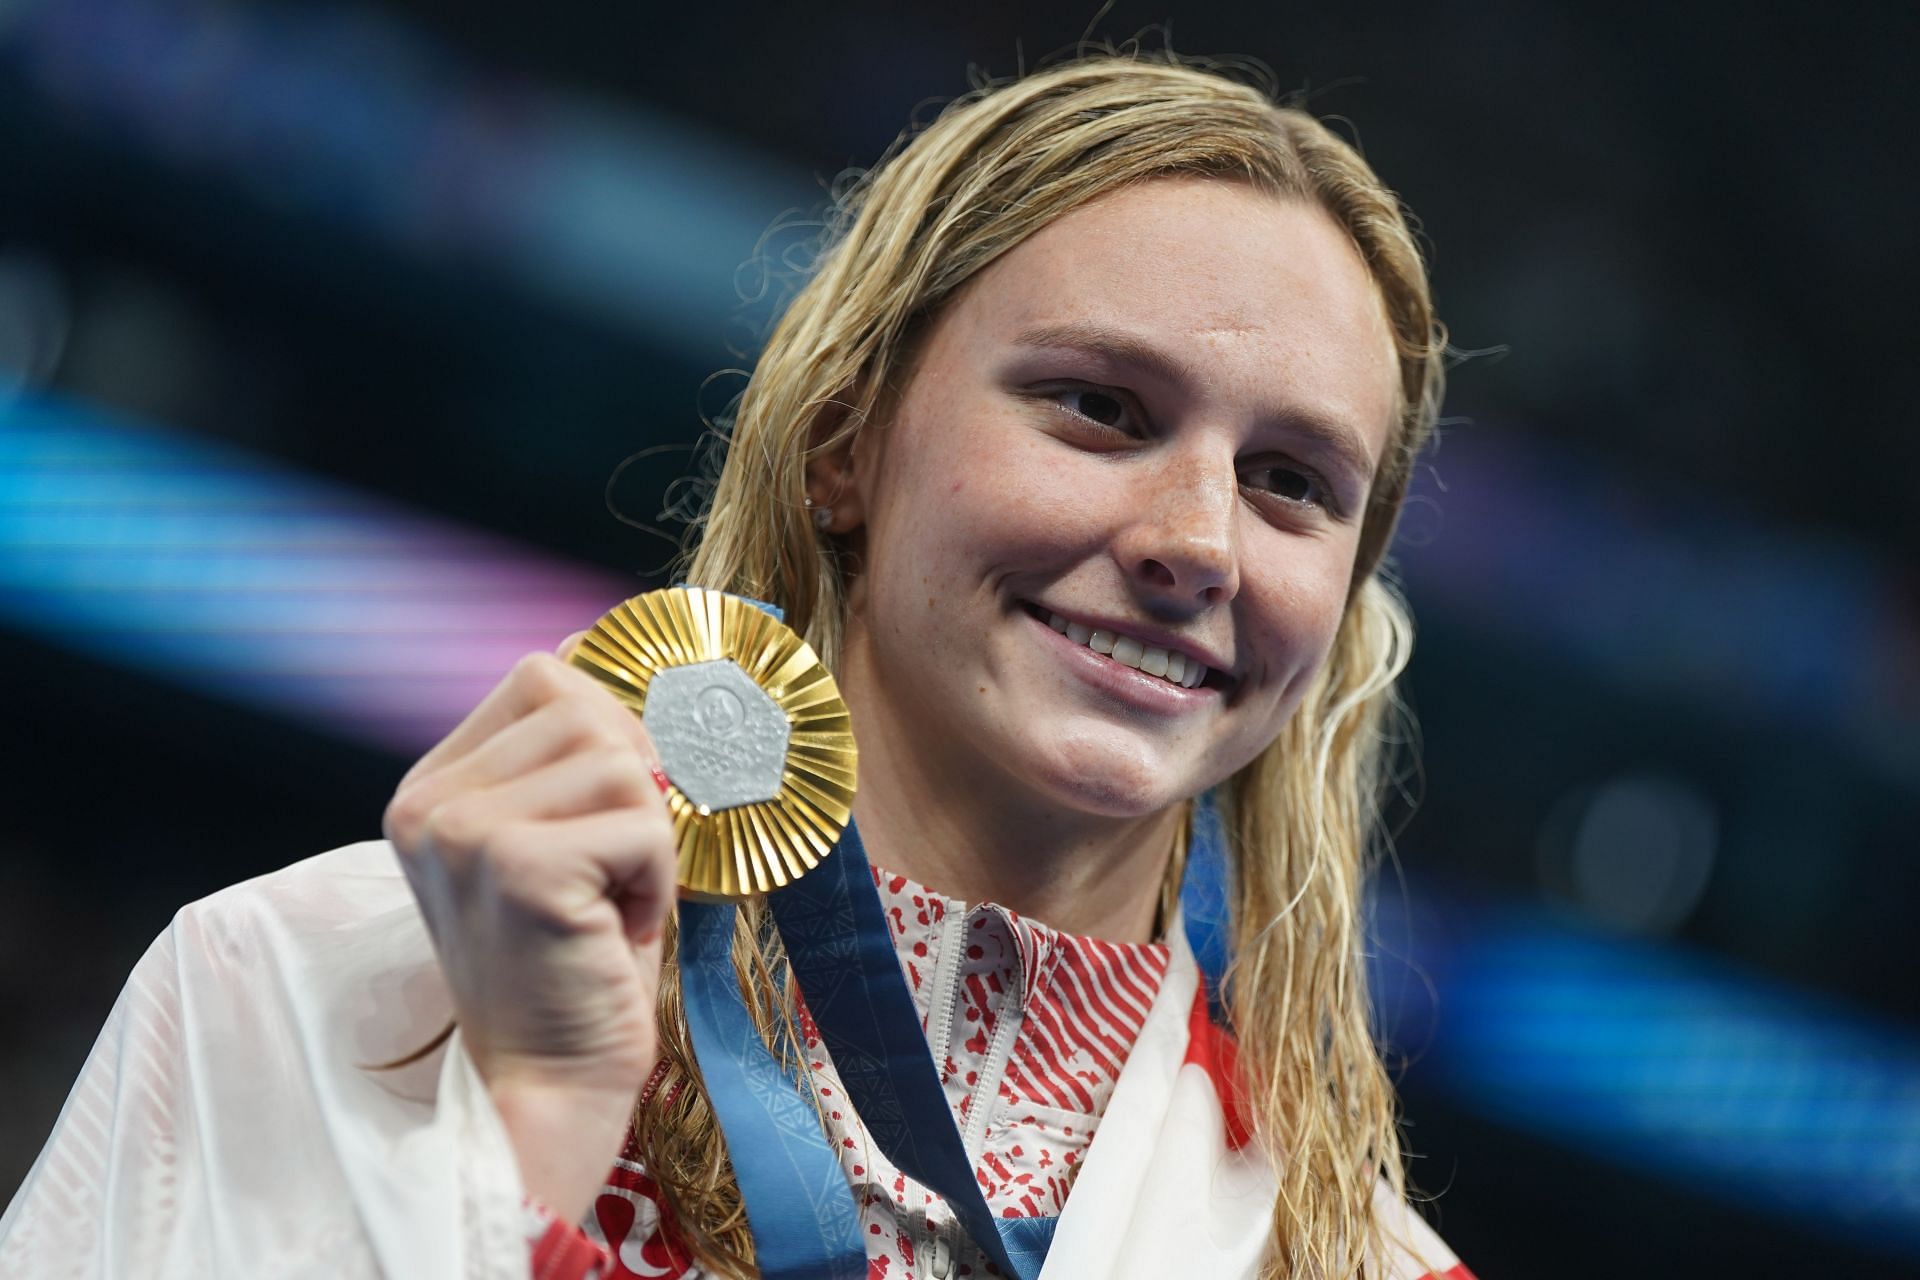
[490,1073,645,1225]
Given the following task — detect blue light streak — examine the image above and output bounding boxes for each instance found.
[1384,895,1920,1260]
[0,391,634,751]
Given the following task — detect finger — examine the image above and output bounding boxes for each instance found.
[555,629,589,660]
[491,807,679,946]
[403,651,601,787]
[425,744,666,857]
[400,690,658,830]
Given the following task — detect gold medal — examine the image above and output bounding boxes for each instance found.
[566,587,857,900]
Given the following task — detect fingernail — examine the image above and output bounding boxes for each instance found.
[649,765,672,794]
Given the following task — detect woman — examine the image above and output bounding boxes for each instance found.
[1,54,1469,1279]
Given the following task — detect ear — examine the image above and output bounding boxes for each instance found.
[802,397,870,537]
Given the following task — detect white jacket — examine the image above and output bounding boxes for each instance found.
[1,841,1467,1279]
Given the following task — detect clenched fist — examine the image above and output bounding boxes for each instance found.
[382,632,676,1220]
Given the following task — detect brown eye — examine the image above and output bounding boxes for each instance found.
[1064,389,1128,428]
[1245,464,1325,508]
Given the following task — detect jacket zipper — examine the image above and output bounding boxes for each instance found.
[960,921,1024,1160]
[924,905,1026,1267]
[924,908,969,1071]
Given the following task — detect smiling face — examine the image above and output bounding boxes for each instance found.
[830,177,1400,822]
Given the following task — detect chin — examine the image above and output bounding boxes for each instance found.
[1026,727,1191,819]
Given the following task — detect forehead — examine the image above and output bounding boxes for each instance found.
[937,177,1401,457]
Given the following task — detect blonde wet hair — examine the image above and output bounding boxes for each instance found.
[639,51,1447,1278]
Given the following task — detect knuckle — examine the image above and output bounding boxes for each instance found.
[643,804,677,847]
[511,650,571,697]
[625,785,675,837]
[583,745,650,807]
[421,798,488,856]
[509,649,551,679]
[383,784,434,849]
[604,806,674,863]
[559,701,624,754]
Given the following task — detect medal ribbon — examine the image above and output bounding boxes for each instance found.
[675,599,1233,1278]
[676,895,869,1279]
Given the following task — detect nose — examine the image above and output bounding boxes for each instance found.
[1113,447,1240,610]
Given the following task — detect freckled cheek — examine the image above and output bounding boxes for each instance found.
[941,431,1065,549]
[879,400,1083,596]
[1245,570,1352,699]
[872,453,1025,621]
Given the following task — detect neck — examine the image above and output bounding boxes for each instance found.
[844,693,1182,944]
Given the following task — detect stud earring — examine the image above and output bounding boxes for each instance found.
[804,495,833,530]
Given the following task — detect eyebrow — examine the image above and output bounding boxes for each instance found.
[1009,319,1381,484]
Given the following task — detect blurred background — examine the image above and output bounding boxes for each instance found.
[3,0,1917,1274]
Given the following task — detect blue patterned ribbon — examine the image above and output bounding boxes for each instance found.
[675,896,868,1279]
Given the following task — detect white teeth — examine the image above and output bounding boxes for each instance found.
[1041,608,1209,690]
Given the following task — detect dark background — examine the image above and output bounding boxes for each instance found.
[3,1,1918,1275]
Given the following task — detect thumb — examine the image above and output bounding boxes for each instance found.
[614,817,679,949]
[556,629,589,661]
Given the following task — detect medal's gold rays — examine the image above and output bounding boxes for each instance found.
[568,587,858,900]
